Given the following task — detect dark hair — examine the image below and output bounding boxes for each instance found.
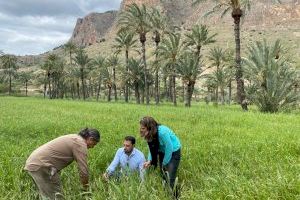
[78,128,100,142]
[139,116,159,141]
[124,136,136,145]
[140,116,160,167]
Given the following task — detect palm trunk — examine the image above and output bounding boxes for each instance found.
[125,50,129,103]
[71,83,75,99]
[228,80,232,105]
[9,75,12,95]
[141,33,149,105]
[221,87,225,105]
[25,80,28,96]
[216,86,219,104]
[233,9,247,111]
[77,81,80,99]
[113,67,117,101]
[182,81,185,102]
[128,87,131,100]
[96,77,101,101]
[48,73,52,99]
[80,68,85,100]
[163,75,167,100]
[190,83,195,105]
[168,75,173,102]
[141,87,145,104]
[107,86,111,102]
[155,39,160,105]
[185,82,194,107]
[172,73,177,106]
[44,80,47,99]
[134,83,140,104]
[89,78,93,98]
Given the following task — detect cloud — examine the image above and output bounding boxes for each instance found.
[0,0,122,55]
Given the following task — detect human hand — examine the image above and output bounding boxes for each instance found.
[102,172,109,182]
[143,161,151,169]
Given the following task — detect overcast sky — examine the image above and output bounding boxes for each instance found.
[0,0,122,56]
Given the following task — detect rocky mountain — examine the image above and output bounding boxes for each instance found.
[69,11,118,47]
[71,0,300,46]
[19,0,300,63]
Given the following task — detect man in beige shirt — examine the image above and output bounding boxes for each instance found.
[24,128,100,200]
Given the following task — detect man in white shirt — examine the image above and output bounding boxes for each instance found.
[103,136,145,181]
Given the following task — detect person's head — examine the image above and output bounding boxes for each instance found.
[139,116,159,141]
[78,128,100,148]
[123,136,135,154]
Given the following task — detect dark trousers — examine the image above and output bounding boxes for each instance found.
[158,149,181,189]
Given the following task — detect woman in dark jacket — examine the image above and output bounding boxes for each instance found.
[140,116,181,193]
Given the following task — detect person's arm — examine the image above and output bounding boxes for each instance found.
[72,144,89,189]
[147,150,152,162]
[106,149,121,176]
[143,147,152,169]
[160,131,173,167]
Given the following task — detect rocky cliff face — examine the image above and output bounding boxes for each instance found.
[69,11,118,47]
[20,0,300,61]
[68,0,300,48]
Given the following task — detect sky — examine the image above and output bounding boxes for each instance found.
[0,0,122,56]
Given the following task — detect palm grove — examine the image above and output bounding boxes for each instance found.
[0,2,299,113]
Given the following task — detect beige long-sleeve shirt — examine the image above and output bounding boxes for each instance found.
[24,134,88,180]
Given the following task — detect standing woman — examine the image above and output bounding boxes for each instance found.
[140,116,181,193]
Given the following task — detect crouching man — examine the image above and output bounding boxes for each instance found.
[103,136,145,181]
[24,128,100,199]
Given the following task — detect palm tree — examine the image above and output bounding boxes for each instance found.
[92,56,106,101]
[42,54,59,98]
[222,49,236,104]
[51,58,65,99]
[184,24,217,62]
[192,0,246,109]
[35,67,47,98]
[207,65,233,105]
[18,71,31,96]
[0,54,18,95]
[207,47,226,104]
[177,52,203,107]
[118,3,151,104]
[73,48,91,100]
[114,29,138,102]
[69,67,82,99]
[124,58,144,104]
[243,39,299,112]
[203,76,217,104]
[150,7,172,105]
[101,64,114,102]
[107,55,119,101]
[157,32,185,106]
[64,42,77,66]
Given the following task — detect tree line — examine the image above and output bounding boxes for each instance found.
[0,2,299,113]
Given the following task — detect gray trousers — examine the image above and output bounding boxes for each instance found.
[27,167,63,200]
[158,149,181,189]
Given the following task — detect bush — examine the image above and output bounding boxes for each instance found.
[243,39,300,113]
[0,83,8,93]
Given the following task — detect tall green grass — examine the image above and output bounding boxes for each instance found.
[0,97,299,199]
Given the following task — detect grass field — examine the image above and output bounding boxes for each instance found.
[0,97,299,200]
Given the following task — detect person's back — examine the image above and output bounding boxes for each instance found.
[24,128,100,200]
[25,134,87,172]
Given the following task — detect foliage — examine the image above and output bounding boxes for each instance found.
[0,97,299,199]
